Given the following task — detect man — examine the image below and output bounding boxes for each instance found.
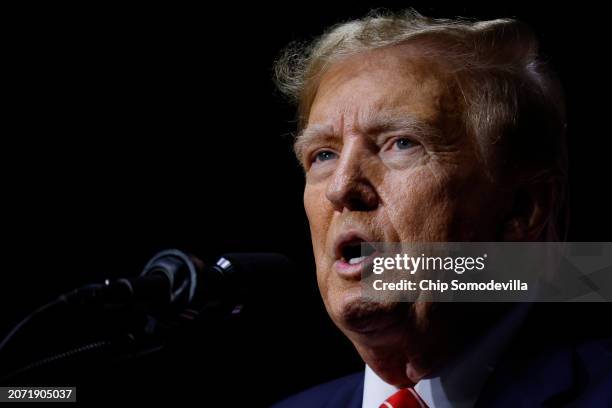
[272,10,611,408]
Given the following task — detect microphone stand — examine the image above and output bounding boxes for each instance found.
[0,249,234,382]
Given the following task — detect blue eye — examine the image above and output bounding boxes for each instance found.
[314,150,337,163]
[394,138,416,150]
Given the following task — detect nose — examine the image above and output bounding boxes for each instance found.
[325,141,379,212]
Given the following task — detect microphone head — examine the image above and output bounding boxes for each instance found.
[141,249,198,309]
[138,250,295,319]
[209,253,295,313]
[216,253,294,281]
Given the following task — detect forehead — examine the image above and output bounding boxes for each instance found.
[307,44,454,129]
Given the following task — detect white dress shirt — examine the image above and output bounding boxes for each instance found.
[362,303,530,408]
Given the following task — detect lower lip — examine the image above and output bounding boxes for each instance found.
[333,255,375,280]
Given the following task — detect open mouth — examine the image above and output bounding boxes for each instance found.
[338,238,377,265]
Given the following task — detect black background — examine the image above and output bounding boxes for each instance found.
[2,1,611,406]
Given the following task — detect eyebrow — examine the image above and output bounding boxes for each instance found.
[294,113,442,162]
[294,124,335,163]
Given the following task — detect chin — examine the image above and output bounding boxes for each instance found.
[330,288,409,335]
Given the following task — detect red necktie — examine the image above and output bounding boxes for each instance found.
[379,388,427,408]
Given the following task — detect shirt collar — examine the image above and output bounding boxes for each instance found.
[362,303,530,408]
[363,365,397,408]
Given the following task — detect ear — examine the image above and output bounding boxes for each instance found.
[501,179,555,241]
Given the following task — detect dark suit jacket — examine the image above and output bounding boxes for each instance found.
[272,305,612,407]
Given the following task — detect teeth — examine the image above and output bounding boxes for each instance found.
[348,256,367,265]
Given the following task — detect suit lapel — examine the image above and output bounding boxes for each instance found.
[476,342,577,407]
[346,372,365,408]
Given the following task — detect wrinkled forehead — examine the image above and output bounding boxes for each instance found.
[306,44,461,133]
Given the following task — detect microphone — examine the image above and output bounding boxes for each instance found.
[0,250,294,357]
[65,249,293,318]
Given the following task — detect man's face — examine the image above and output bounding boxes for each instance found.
[299,45,508,336]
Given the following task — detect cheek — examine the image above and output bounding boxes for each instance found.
[304,184,332,253]
[381,168,455,241]
[303,184,334,299]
